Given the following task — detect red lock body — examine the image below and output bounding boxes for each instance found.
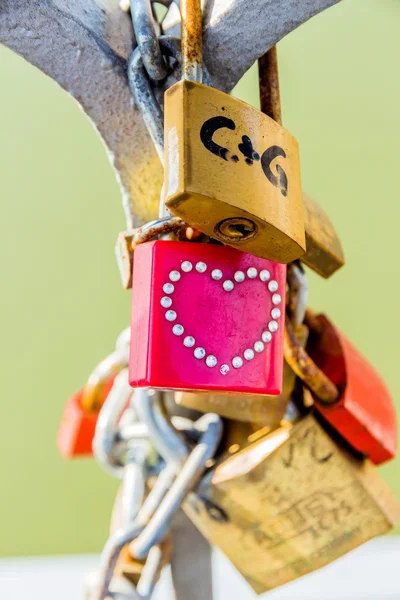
[57,391,98,458]
[129,241,286,395]
[307,314,397,465]
[57,376,116,458]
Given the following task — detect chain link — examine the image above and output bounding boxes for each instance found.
[91,369,222,600]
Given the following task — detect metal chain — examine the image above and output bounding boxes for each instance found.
[91,5,219,598]
[131,0,168,81]
[91,374,222,600]
[130,0,179,82]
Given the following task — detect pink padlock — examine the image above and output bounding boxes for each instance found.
[129,241,286,395]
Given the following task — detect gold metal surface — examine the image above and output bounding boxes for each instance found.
[184,415,400,594]
[176,325,308,425]
[302,194,345,278]
[116,231,135,290]
[164,80,306,264]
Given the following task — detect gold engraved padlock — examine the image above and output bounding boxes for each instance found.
[258,49,345,278]
[302,194,345,278]
[184,414,400,594]
[175,324,308,427]
[164,1,305,264]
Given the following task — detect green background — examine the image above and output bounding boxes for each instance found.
[0,0,399,557]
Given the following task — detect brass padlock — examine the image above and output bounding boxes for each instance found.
[302,194,345,278]
[175,324,308,427]
[258,49,345,278]
[163,2,305,264]
[184,414,400,594]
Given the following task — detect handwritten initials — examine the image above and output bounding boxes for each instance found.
[200,116,289,197]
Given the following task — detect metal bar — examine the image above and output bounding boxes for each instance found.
[0,0,342,229]
[170,511,214,600]
[258,46,282,125]
[181,0,203,82]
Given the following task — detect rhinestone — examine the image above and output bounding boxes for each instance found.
[165,310,177,322]
[181,261,193,272]
[194,347,206,359]
[247,267,258,279]
[262,331,272,343]
[206,355,217,367]
[268,280,279,292]
[244,349,255,361]
[234,271,245,282]
[196,262,207,273]
[163,283,174,294]
[211,269,223,280]
[172,324,184,336]
[160,296,172,308]
[232,356,243,369]
[268,320,278,332]
[220,364,230,375]
[223,280,234,292]
[254,341,264,353]
[272,293,282,305]
[169,270,181,282]
[260,269,271,282]
[184,336,195,348]
[271,308,281,319]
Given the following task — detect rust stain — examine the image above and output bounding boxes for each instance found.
[182,0,203,78]
[258,46,282,125]
[284,316,339,404]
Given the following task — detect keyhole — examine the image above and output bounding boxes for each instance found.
[215,218,257,242]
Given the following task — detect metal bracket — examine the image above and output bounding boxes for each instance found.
[0,0,341,228]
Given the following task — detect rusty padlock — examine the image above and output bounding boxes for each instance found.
[184,414,400,594]
[302,194,345,278]
[258,49,345,279]
[57,342,129,458]
[284,312,397,465]
[162,1,305,264]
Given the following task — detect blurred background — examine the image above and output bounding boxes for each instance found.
[0,0,399,560]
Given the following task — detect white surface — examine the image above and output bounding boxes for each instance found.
[0,538,399,599]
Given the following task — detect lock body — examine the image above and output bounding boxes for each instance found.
[57,376,116,458]
[129,241,286,395]
[175,324,308,424]
[184,415,400,594]
[164,81,305,264]
[57,391,98,458]
[301,194,345,278]
[306,314,397,465]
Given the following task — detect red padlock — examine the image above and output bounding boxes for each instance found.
[306,313,397,465]
[57,374,117,459]
[129,241,286,395]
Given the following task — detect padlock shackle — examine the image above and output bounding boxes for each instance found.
[80,346,130,413]
[131,215,186,249]
[181,0,203,83]
[287,263,309,327]
[284,315,340,404]
[258,46,282,125]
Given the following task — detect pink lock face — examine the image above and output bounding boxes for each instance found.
[129,241,286,395]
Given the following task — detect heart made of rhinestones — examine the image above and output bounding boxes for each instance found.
[160,260,282,376]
